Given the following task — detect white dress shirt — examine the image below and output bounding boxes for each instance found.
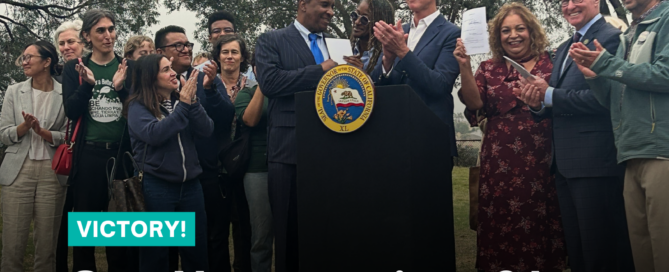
[29,88,53,161]
[294,19,330,61]
[383,10,441,74]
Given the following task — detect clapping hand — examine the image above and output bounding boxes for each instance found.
[374,19,409,58]
[569,39,604,78]
[112,58,129,91]
[514,83,543,110]
[202,61,218,89]
[75,59,95,85]
[179,70,199,105]
[21,111,45,135]
[519,75,549,96]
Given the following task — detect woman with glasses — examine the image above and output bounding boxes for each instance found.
[123,35,156,60]
[344,0,395,74]
[61,9,137,272]
[0,40,68,272]
[454,3,566,271]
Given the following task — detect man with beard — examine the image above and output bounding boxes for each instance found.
[254,0,337,271]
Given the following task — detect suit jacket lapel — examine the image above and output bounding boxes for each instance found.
[43,79,63,130]
[553,41,571,86]
[19,80,33,115]
[412,16,445,56]
[287,23,317,66]
[558,17,606,85]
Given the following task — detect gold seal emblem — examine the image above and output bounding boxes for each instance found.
[315,65,375,133]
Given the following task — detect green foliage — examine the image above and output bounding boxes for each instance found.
[0,0,160,93]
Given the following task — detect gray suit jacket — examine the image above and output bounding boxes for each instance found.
[0,78,68,186]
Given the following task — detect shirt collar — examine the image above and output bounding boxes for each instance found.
[411,10,441,29]
[576,13,602,37]
[294,19,322,39]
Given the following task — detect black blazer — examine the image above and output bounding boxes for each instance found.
[534,17,625,178]
[255,23,326,164]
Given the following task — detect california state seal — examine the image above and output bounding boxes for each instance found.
[315,65,375,133]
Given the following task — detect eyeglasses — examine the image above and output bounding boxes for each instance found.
[212,27,235,35]
[561,0,584,7]
[350,11,369,26]
[18,54,43,64]
[160,42,194,53]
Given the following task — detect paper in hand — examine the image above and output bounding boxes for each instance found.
[503,56,536,80]
[325,38,354,65]
[462,7,490,55]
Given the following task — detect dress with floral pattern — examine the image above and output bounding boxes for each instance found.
[464,53,566,272]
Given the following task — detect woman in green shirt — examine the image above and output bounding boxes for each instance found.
[234,55,272,272]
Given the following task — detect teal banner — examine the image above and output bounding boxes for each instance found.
[68,212,195,246]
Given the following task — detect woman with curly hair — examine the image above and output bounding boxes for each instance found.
[454,3,567,271]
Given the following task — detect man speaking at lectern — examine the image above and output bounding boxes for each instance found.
[370,0,461,160]
[254,0,337,271]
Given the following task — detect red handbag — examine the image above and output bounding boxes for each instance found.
[52,117,82,176]
[53,71,84,176]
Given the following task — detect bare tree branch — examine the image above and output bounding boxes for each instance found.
[0,15,42,39]
[0,18,14,41]
[0,0,93,19]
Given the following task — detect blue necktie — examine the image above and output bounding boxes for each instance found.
[308,33,324,64]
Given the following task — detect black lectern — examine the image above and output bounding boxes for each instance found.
[295,85,455,272]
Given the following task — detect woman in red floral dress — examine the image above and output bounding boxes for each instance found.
[454,3,566,272]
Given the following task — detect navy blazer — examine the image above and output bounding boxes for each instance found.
[534,17,625,178]
[255,23,326,164]
[370,15,461,156]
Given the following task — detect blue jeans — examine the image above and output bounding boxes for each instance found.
[140,173,209,272]
[243,172,274,272]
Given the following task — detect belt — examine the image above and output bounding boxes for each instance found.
[85,141,120,150]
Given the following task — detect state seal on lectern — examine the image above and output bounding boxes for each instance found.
[315,65,374,133]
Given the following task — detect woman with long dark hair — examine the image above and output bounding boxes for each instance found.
[127,54,212,271]
[344,0,395,74]
[60,8,137,272]
[0,40,68,272]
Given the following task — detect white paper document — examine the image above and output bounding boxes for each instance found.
[503,56,536,80]
[462,7,490,55]
[325,38,354,65]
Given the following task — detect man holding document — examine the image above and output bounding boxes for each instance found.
[254,0,337,271]
[517,0,634,270]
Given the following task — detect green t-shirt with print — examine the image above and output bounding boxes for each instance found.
[84,57,126,143]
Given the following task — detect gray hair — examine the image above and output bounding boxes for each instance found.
[80,9,117,50]
[53,19,85,57]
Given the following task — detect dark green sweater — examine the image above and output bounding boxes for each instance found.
[234,86,268,173]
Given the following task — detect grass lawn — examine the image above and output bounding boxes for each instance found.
[0,167,478,271]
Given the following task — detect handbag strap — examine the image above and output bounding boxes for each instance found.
[69,118,82,147]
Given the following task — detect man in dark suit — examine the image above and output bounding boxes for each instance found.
[370,0,460,159]
[254,0,337,271]
[518,0,634,270]
[369,0,460,269]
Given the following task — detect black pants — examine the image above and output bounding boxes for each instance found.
[199,172,251,272]
[71,144,139,272]
[268,162,298,272]
[555,171,634,272]
[55,183,74,272]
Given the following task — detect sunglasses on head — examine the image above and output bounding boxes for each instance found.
[350,11,369,26]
